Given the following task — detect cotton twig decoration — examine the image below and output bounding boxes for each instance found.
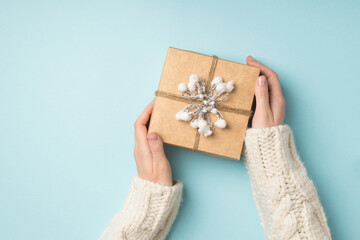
[175,74,235,137]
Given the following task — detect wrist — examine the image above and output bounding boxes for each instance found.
[137,175,175,187]
[135,176,182,190]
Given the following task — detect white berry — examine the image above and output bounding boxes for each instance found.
[178,83,187,92]
[215,119,227,128]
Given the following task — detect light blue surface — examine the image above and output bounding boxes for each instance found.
[0,1,359,239]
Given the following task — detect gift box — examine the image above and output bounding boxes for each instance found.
[148,47,260,160]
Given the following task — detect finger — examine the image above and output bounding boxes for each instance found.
[246,56,283,98]
[254,75,271,113]
[246,55,277,79]
[147,132,168,163]
[134,98,155,143]
[270,95,285,124]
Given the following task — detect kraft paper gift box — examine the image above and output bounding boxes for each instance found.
[148,47,260,160]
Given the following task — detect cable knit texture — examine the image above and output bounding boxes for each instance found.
[243,125,331,240]
[100,125,331,240]
[100,176,183,240]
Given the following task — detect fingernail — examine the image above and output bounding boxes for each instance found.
[148,132,158,141]
[248,55,255,61]
[258,76,266,86]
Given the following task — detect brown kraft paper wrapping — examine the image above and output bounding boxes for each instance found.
[148,47,260,160]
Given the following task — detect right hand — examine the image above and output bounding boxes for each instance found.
[246,56,286,128]
[133,99,173,186]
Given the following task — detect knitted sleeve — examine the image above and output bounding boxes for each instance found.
[243,125,331,240]
[99,176,183,240]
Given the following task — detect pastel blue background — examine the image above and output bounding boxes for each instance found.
[0,1,359,239]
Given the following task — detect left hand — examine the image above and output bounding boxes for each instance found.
[133,99,173,186]
[246,56,286,128]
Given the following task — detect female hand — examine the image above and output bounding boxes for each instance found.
[246,56,286,128]
[133,99,173,186]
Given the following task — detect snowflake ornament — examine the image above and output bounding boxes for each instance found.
[175,74,235,137]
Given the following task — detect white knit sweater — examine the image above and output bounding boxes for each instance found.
[100,125,331,240]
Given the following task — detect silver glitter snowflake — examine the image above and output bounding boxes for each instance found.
[175,74,235,137]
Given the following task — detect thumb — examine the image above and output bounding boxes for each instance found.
[255,75,271,112]
[148,132,168,162]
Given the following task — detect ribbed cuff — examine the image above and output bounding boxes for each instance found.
[99,177,183,240]
[121,176,183,239]
[128,176,183,220]
[243,124,304,177]
[245,124,291,139]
